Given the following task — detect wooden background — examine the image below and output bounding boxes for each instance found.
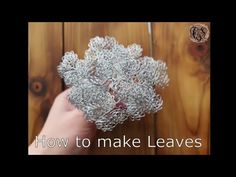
[28,22,210,155]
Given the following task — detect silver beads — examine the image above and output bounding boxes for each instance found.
[58,36,169,132]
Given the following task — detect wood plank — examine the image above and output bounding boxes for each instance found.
[152,23,210,154]
[64,22,154,154]
[28,22,63,145]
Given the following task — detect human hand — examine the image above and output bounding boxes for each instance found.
[28,89,97,155]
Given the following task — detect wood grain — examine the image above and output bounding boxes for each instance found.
[64,22,155,154]
[28,23,63,144]
[152,23,210,154]
[28,22,210,154]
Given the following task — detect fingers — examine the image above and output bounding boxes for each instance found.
[53,88,75,112]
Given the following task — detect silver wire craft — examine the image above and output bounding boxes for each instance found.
[58,36,169,132]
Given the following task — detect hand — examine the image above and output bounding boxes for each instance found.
[28,89,97,155]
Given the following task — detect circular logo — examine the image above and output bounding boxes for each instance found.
[189,24,210,43]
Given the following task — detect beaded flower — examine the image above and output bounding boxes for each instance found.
[58,36,169,131]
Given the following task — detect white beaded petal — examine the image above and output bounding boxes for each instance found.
[58,36,169,132]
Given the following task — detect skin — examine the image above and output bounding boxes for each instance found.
[28,89,97,155]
